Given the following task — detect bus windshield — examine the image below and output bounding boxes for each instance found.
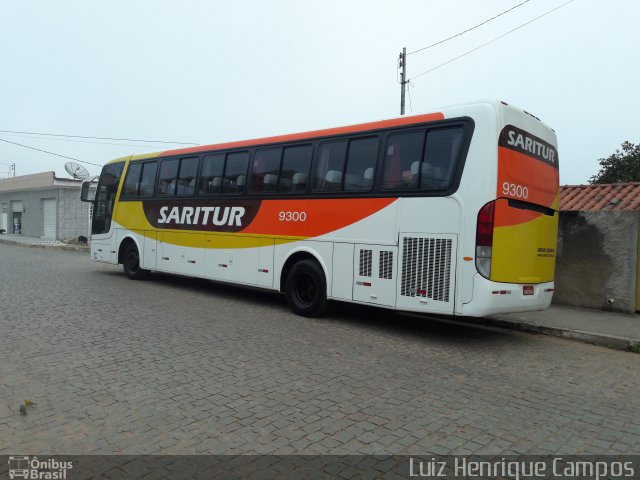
[92,162,124,235]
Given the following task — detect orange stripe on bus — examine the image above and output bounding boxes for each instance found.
[242,198,397,237]
[160,113,444,157]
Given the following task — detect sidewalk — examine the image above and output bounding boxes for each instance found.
[0,234,89,251]
[478,305,640,350]
[1,234,638,349]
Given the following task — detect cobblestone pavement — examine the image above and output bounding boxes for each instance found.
[1,243,639,455]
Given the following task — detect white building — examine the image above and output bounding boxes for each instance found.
[0,171,91,241]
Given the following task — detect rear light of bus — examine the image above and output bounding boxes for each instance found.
[476,200,495,279]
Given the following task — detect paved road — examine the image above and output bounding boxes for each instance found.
[1,243,639,455]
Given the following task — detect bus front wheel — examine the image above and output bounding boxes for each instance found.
[123,243,149,280]
[285,259,329,317]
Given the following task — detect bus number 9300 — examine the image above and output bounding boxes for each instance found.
[502,182,528,199]
[279,211,307,222]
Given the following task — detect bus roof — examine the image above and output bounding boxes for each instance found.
[106,111,445,165]
[103,99,554,166]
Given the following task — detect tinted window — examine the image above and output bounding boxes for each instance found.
[122,162,142,197]
[382,131,425,189]
[250,148,281,193]
[313,141,347,192]
[421,128,464,189]
[344,137,378,192]
[223,152,249,194]
[280,145,312,193]
[177,156,199,195]
[157,158,179,195]
[92,162,124,235]
[139,161,158,197]
[199,154,225,194]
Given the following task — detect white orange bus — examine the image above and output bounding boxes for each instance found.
[81,100,559,317]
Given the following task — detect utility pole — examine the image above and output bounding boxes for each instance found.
[399,47,407,115]
[0,162,15,178]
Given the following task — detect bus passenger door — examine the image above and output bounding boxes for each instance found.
[352,244,397,308]
[396,233,457,315]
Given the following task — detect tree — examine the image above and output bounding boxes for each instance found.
[589,141,640,184]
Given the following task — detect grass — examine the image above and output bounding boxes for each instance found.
[627,343,640,354]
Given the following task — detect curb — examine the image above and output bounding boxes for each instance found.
[471,315,639,350]
[0,238,89,252]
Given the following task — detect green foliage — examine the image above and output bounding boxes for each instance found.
[589,141,640,184]
[628,343,640,354]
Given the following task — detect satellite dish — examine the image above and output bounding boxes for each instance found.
[65,162,90,180]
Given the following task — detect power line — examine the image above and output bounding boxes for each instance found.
[0,137,103,168]
[0,129,198,146]
[410,0,576,81]
[408,0,532,55]
[0,131,175,149]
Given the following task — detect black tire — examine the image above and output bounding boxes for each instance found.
[123,243,149,280]
[285,259,329,317]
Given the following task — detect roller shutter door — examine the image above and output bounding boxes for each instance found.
[43,198,57,239]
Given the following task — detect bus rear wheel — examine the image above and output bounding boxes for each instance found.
[123,243,149,280]
[285,259,329,317]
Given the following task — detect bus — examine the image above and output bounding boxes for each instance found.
[81,100,559,318]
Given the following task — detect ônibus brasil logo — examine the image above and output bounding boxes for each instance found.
[8,456,73,479]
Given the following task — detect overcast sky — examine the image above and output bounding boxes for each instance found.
[1,0,637,184]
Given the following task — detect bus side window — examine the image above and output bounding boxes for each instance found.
[139,161,158,197]
[199,154,225,194]
[122,162,142,197]
[223,151,249,194]
[421,127,464,189]
[382,131,425,189]
[250,148,281,193]
[177,156,199,196]
[157,158,179,196]
[344,137,378,192]
[313,141,347,192]
[279,145,312,194]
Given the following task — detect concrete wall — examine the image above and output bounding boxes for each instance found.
[58,187,91,241]
[554,210,639,313]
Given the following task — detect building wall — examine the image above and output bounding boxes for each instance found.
[0,187,89,241]
[0,188,58,238]
[58,187,91,241]
[554,210,639,313]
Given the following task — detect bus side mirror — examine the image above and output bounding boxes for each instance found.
[80,181,95,202]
